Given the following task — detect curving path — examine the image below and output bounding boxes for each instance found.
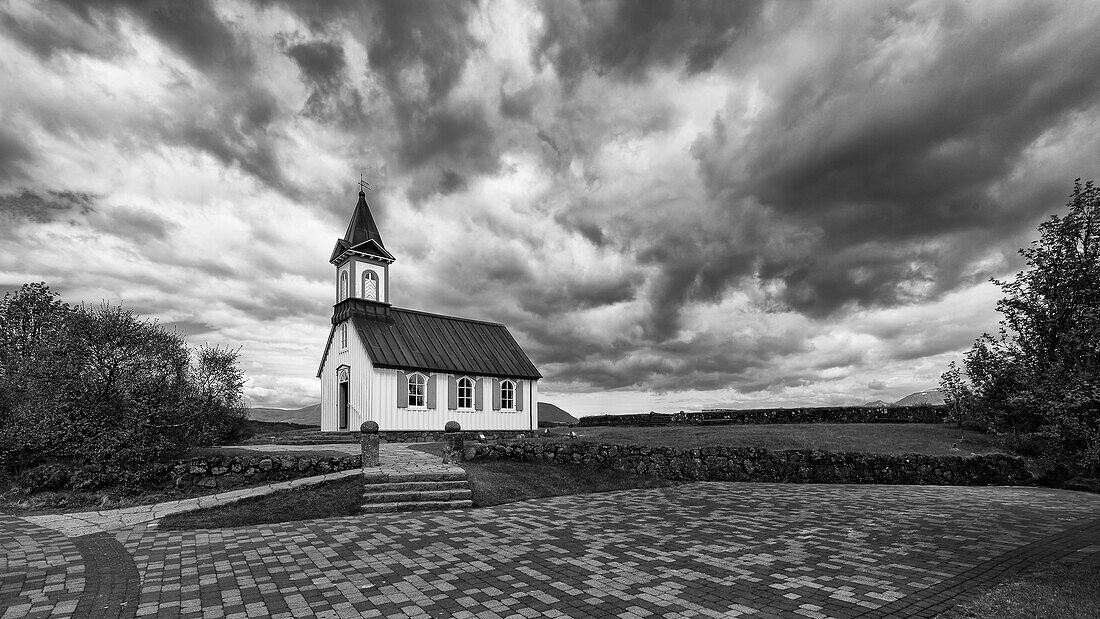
[2,446,1100,618]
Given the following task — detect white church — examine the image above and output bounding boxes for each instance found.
[317,189,541,431]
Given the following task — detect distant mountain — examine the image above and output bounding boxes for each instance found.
[538,402,578,426]
[249,403,321,425]
[861,389,945,408]
[892,389,944,406]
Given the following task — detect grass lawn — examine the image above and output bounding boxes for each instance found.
[542,423,1005,456]
[939,562,1100,618]
[0,446,356,516]
[158,476,366,530]
[408,442,681,507]
[184,446,352,459]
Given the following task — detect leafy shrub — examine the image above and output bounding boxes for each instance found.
[0,283,248,477]
[18,464,70,492]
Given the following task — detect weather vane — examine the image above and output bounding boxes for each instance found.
[358,173,371,192]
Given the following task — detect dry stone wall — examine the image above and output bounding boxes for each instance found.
[171,454,362,489]
[468,440,1034,486]
[579,405,948,427]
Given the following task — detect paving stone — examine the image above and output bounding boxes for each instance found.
[6,445,1100,618]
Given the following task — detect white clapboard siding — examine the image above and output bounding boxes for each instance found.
[362,369,534,431]
[319,321,374,431]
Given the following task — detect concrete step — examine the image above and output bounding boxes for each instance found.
[362,489,472,504]
[363,480,469,493]
[360,499,473,514]
[362,470,467,484]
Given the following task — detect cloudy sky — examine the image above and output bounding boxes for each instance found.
[2,0,1099,416]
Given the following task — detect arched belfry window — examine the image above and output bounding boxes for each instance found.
[362,270,378,301]
[339,271,349,301]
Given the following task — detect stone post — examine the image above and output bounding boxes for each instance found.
[442,421,464,464]
[360,421,379,468]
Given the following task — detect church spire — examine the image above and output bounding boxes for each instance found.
[342,189,386,250]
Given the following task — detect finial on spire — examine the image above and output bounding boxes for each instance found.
[358,173,371,195]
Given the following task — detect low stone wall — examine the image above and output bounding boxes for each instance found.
[467,440,1034,486]
[579,405,948,427]
[171,454,362,489]
[380,430,535,443]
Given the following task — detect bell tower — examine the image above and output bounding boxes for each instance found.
[328,187,396,324]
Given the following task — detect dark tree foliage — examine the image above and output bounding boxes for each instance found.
[0,284,247,481]
[943,180,1100,470]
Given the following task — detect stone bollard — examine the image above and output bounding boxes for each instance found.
[360,421,380,468]
[442,421,464,464]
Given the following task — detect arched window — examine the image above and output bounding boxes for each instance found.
[500,380,515,410]
[408,373,426,408]
[457,377,474,409]
[362,271,378,301]
[340,322,347,349]
[339,271,349,300]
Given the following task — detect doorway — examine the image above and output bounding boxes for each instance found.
[338,382,349,431]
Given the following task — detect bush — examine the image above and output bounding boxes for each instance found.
[0,283,248,477]
[18,464,70,492]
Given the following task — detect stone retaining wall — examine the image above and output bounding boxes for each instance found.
[467,440,1034,486]
[579,405,948,427]
[380,430,535,443]
[171,454,362,489]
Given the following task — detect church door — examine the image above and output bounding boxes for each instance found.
[337,366,350,431]
[338,382,349,431]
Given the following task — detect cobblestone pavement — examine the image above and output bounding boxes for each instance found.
[114,484,1099,619]
[0,515,83,618]
[4,462,1100,617]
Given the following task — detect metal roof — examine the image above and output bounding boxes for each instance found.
[338,307,541,379]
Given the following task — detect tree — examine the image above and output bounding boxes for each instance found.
[954,180,1100,470]
[0,283,248,480]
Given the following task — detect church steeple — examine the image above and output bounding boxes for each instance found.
[330,188,395,310]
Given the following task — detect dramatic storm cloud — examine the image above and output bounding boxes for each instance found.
[2,0,1098,414]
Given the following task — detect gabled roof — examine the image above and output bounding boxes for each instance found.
[330,191,393,264]
[318,307,541,379]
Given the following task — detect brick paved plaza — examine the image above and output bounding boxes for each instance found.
[4,478,1100,618]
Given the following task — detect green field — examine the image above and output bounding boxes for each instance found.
[541,423,1004,456]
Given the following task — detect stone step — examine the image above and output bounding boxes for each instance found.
[362,470,467,484]
[362,489,472,504]
[364,480,469,493]
[360,499,473,514]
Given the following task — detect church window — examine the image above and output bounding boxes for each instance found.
[500,380,515,410]
[408,373,426,408]
[340,323,347,349]
[339,271,349,300]
[362,271,378,301]
[457,377,474,409]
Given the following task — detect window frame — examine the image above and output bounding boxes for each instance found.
[340,322,348,350]
[362,270,379,301]
[457,376,474,410]
[408,372,427,409]
[500,379,516,411]
[339,271,349,300]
